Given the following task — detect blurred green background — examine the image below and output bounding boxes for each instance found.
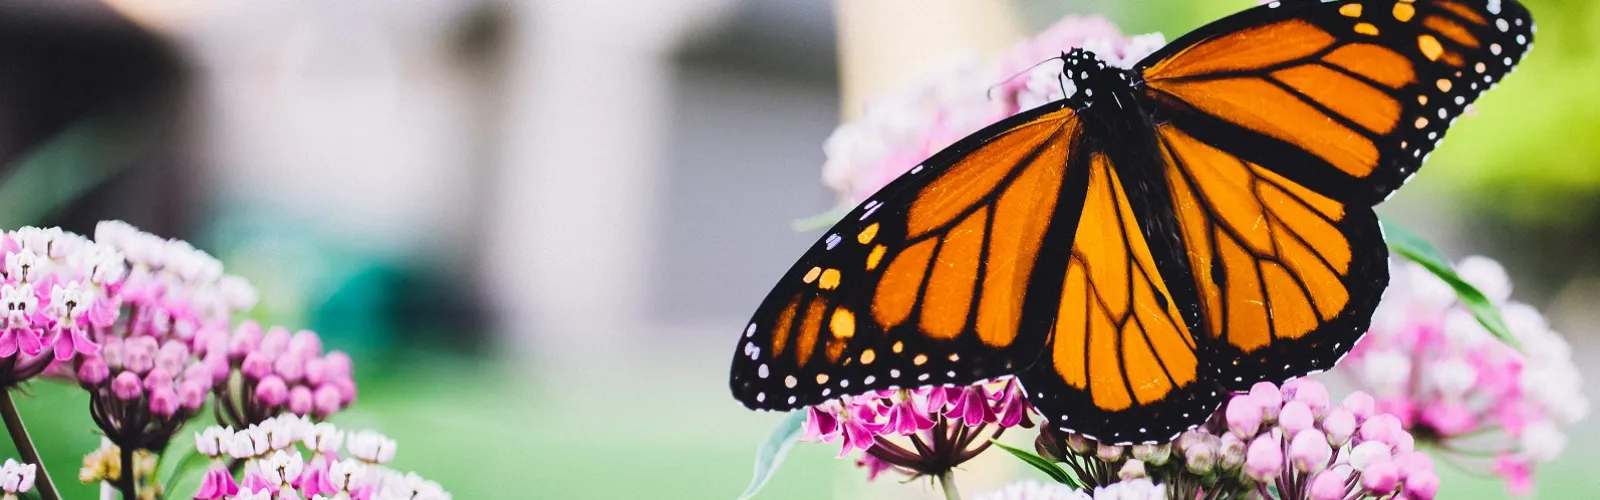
[0,0,1595,498]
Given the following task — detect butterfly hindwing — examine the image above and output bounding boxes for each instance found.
[1017,152,1226,444]
[1156,125,1390,390]
[730,103,1081,410]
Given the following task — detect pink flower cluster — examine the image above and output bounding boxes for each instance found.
[802,378,1033,478]
[0,226,126,385]
[820,16,1165,203]
[66,221,258,451]
[1218,380,1439,500]
[211,321,356,428]
[1343,257,1588,494]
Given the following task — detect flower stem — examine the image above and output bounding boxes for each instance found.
[937,471,961,500]
[118,441,136,500]
[0,389,61,500]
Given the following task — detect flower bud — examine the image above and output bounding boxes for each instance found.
[1323,407,1357,448]
[1227,395,1264,438]
[288,386,314,416]
[154,341,189,375]
[230,321,263,360]
[1343,392,1376,419]
[1184,439,1217,475]
[1249,382,1283,422]
[143,367,173,392]
[111,372,142,401]
[1290,430,1331,474]
[100,337,124,370]
[1360,414,1404,447]
[324,351,352,380]
[313,385,342,416]
[1131,443,1171,466]
[148,387,178,417]
[1362,461,1400,495]
[1289,379,1330,416]
[1096,442,1125,463]
[274,354,306,383]
[1175,429,1209,455]
[1349,441,1392,471]
[1280,401,1314,436]
[77,355,109,386]
[1244,434,1283,481]
[178,380,207,410]
[256,376,289,407]
[1308,471,1349,500]
[241,352,273,380]
[123,336,158,374]
[303,357,327,386]
[1218,433,1246,470]
[1404,469,1440,500]
[290,330,323,357]
[1065,432,1095,455]
[261,326,291,357]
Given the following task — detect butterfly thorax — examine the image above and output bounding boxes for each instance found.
[1060,48,1139,115]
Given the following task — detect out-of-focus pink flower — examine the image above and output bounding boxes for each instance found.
[820,15,1166,204]
[1343,257,1588,494]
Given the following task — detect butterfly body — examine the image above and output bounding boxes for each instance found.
[732,0,1533,444]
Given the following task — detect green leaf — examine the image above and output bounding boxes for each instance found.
[158,445,208,497]
[989,439,1081,489]
[1380,217,1520,350]
[738,411,808,500]
[790,207,849,232]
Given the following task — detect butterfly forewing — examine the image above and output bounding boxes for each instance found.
[1141,0,1535,205]
[730,104,1080,410]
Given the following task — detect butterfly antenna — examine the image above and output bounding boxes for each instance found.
[986,54,1066,101]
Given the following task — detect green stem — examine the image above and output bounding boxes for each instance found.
[938,472,961,500]
[0,389,61,500]
[118,441,136,500]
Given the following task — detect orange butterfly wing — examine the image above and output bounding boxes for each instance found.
[1138,0,1533,387]
[730,104,1080,410]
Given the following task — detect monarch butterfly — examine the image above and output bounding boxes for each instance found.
[730,0,1533,444]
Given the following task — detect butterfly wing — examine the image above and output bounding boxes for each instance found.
[1016,151,1225,444]
[731,103,1082,410]
[1137,0,1533,388]
[1141,0,1534,204]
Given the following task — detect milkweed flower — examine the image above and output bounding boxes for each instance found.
[801,377,1034,479]
[1342,257,1588,495]
[194,426,241,500]
[821,15,1165,204]
[0,226,125,386]
[1031,380,1429,500]
[181,421,448,500]
[0,459,36,500]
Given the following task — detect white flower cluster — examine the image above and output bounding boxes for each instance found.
[94,220,258,329]
[3,226,125,327]
[192,417,448,500]
[195,414,312,460]
[0,459,35,497]
[973,479,1167,500]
